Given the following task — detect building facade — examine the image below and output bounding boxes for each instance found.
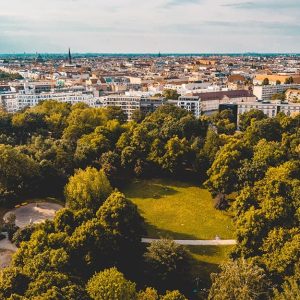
[253,84,300,101]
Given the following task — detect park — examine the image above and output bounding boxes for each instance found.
[0,178,234,281]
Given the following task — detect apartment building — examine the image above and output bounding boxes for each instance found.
[253,84,300,101]
[237,101,300,119]
[99,95,165,120]
[195,90,256,114]
[4,91,95,112]
[173,96,201,118]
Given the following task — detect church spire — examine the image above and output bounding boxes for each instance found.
[68,48,72,64]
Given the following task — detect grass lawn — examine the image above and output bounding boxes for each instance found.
[123,178,234,240]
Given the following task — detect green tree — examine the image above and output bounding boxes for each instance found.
[211,109,236,135]
[65,167,112,212]
[0,267,29,299]
[75,131,110,165]
[162,89,180,100]
[25,271,89,300]
[160,290,187,300]
[205,138,251,195]
[262,78,269,85]
[274,274,300,300]
[86,267,137,300]
[62,106,104,142]
[0,144,40,203]
[285,77,294,84]
[97,191,145,244]
[137,287,159,300]
[104,106,127,124]
[208,259,270,300]
[161,136,190,173]
[12,225,36,247]
[244,118,282,144]
[144,239,191,291]
[239,109,267,131]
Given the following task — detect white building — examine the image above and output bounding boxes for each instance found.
[98,95,165,120]
[4,91,95,112]
[175,96,201,118]
[196,90,256,114]
[238,101,300,119]
[253,84,300,101]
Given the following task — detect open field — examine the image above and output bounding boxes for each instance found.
[123,178,234,240]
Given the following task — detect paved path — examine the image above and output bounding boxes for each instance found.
[0,235,18,251]
[142,238,236,246]
[3,202,63,228]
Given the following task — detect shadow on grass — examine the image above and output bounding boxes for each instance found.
[125,181,179,199]
[144,222,201,240]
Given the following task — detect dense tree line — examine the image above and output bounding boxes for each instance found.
[0,71,23,81]
[0,100,299,298]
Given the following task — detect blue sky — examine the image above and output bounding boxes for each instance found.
[0,0,299,53]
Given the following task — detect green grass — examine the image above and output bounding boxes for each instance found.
[123,178,234,240]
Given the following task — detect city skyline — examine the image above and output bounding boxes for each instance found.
[1,0,300,53]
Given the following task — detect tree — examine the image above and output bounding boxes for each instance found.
[137,287,159,300]
[162,89,180,100]
[208,259,270,300]
[262,78,269,85]
[12,225,36,247]
[285,77,294,84]
[205,138,251,195]
[271,92,286,101]
[274,272,300,300]
[160,291,187,300]
[97,191,145,244]
[132,109,147,123]
[104,106,127,124]
[276,80,281,85]
[244,118,282,144]
[161,136,190,173]
[144,239,191,291]
[86,267,137,300]
[65,167,113,212]
[75,131,110,165]
[0,144,40,203]
[239,109,267,131]
[0,267,29,299]
[25,271,89,300]
[62,106,104,142]
[211,109,236,135]
[96,191,145,274]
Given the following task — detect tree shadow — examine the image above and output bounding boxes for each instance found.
[142,222,201,240]
[124,180,179,199]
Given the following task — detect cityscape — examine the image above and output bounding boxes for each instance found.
[1,52,300,121]
[0,0,300,300]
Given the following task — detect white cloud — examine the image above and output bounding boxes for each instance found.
[0,0,299,52]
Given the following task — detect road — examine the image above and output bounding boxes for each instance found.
[142,238,236,246]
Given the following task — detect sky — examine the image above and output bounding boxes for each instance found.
[0,0,300,53]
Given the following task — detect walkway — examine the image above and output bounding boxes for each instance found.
[142,238,236,246]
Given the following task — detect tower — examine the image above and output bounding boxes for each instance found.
[68,48,72,65]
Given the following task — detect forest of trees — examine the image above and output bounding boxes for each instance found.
[0,100,299,299]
